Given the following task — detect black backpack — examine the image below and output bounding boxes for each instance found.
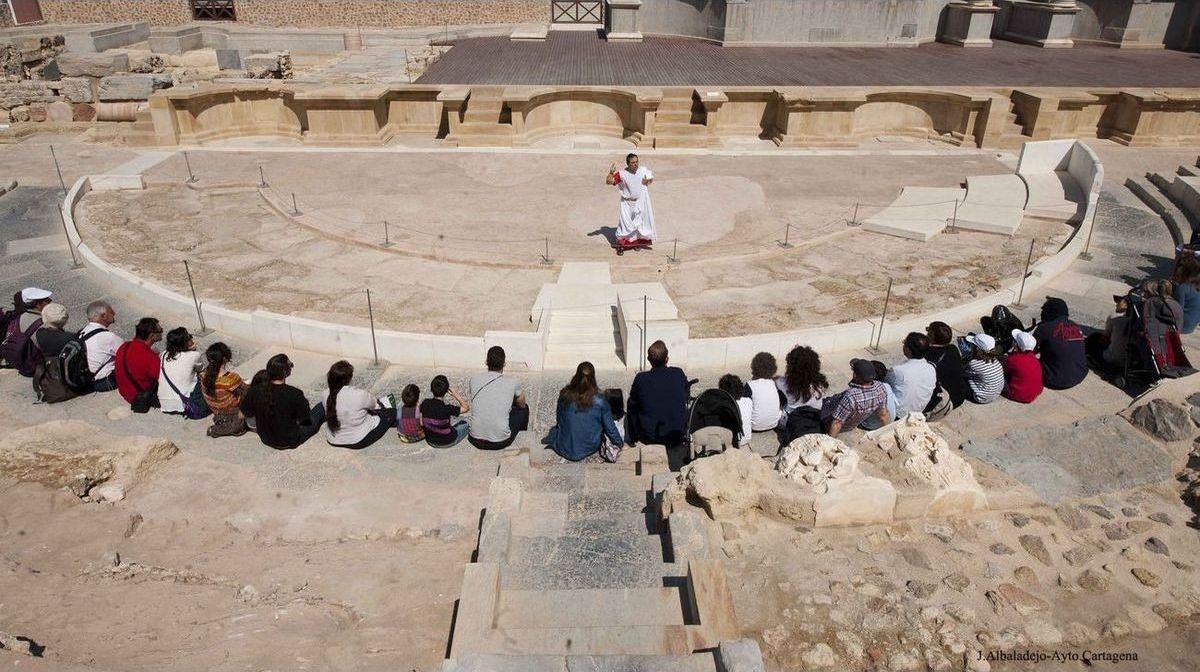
[984,305,1025,353]
[33,337,91,404]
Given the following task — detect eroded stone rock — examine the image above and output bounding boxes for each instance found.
[875,414,987,515]
[1018,535,1052,566]
[0,420,178,502]
[1131,567,1161,587]
[997,583,1049,615]
[1144,537,1170,556]
[1130,399,1194,442]
[1077,569,1109,592]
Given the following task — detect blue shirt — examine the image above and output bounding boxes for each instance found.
[549,396,623,461]
[1175,282,1200,334]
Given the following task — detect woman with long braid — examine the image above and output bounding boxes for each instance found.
[322,360,397,449]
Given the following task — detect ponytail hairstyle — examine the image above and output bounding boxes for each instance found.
[559,361,598,410]
[203,342,233,397]
[325,360,354,433]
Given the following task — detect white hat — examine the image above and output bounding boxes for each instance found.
[965,333,996,353]
[1011,329,1036,352]
[20,287,51,303]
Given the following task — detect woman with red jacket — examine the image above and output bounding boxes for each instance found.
[1002,329,1043,404]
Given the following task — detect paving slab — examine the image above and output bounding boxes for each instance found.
[961,415,1176,504]
[955,173,1027,235]
[1022,171,1085,222]
[861,186,964,241]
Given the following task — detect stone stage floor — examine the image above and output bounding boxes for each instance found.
[71,143,1070,338]
[418,32,1200,87]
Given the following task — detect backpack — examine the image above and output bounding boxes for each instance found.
[985,305,1025,353]
[1,316,43,377]
[60,336,95,391]
[32,333,92,403]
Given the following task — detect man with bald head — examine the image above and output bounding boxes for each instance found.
[628,340,689,448]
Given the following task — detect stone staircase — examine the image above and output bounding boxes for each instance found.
[1127,157,1200,246]
[443,443,764,671]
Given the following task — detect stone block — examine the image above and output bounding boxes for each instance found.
[476,510,510,563]
[46,101,72,123]
[28,102,47,122]
[717,639,766,672]
[668,510,713,563]
[216,48,242,71]
[9,105,30,122]
[0,81,53,108]
[54,77,94,103]
[54,53,130,78]
[487,477,522,513]
[98,74,173,102]
[72,104,97,122]
[39,58,62,81]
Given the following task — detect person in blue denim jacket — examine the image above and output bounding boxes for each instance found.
[548,361,623,461]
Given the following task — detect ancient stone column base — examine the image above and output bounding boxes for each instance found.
[941,2,1000,47]
[1002,0,1080,48]
[606,0,643,43]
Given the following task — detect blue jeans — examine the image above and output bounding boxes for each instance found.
[431,421,469,448]
[92,374,118,392]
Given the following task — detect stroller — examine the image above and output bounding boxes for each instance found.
[686,388,743,461]
[1114,288,1195,389]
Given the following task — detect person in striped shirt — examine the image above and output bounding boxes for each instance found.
[960,333,1005,404]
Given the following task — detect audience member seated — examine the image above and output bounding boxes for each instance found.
[721,374,753,448]
[746,352,783,432]
[200,342,248,437]
[397,384,425,444]
[240,353,324,450]
[884,332,937,417]
[157,327,210,419]
[821,358,890,439]
[1085,293,1130,369]
[323,360,397,450]
[0,290,23,338]
[468,346,527,450]
[859,361,898,431]
[628,340,690,447]
[2,287,53,376]
[1032,297,1088,390]
[1003,330,1043,404]
[775,345,829,443]
[31,303,91,402]
[548,361,623,461]
[78,300,124,393]
[960,333,1004,404]
[923,321,968,418]
[1151,280,1185,330]
[422,374,469,447]
[115,317,162,408]
[243,369,268,433]
[1173,254,1200,334]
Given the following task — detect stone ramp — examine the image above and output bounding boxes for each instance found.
[444,445,762,670]
[861,186,965,241]
[955,173,1028,235]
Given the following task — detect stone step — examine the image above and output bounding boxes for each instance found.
[496,587,687,629]
[543,351,627,371]
[443,652,719,672]
[507,531,666,568]
[480,624,693,657]
[501,559,684,591]
[566,488,650,518]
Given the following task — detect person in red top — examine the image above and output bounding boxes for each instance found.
[1002,329,1043,404]
[115,317,163,404]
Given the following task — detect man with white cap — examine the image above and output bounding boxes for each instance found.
[960,333,1005,404]
[1,287,52,376]
[1002,329,1043,404]
[14,287,52,333]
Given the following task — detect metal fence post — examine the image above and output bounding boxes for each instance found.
[50,145,66,195]
[366,288,379,366]
[1014,238,1036,308]
[873,278,894,350]
[183,260,209,335]
[56,205,80,267]
[183,151,197,184]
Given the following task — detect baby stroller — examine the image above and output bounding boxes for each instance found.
[686,388,743,461]
[1115,289,1195,389]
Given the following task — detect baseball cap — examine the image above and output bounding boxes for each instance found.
[850,358,876,381]
[20,287,51,303]
[965,333,997,353]
[1011,329,1036,352]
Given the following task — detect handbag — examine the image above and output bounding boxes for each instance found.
[600,435,623,463]
[122,347,159,413]
[208,411,248,438]
[161,354,207,420]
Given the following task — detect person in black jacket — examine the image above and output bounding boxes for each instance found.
[240,353,325,450]
[1032,297,1088,390]
[628,340,689,448]
[923,321,969,418]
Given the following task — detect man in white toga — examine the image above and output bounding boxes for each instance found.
[605,153,656,249]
